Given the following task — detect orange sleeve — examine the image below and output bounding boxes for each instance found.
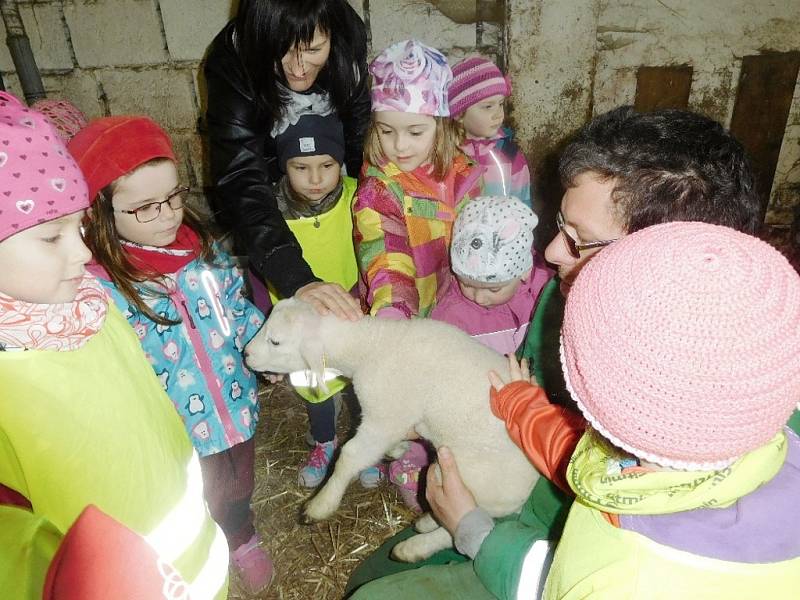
[490,381,586,495]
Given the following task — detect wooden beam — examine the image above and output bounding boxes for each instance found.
[634,65,693,112]
[730,52,800,218]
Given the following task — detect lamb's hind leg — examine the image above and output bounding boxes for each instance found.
[391,526,453,563]
[303,425,397,522]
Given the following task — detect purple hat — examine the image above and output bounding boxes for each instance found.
[449,56,511,118]
[0,92,89,242]
[369,40,452,117]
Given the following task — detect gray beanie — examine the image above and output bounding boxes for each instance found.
[450,196,538,283]
[275,113,345,173]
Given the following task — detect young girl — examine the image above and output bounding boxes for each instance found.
[0,93,227,599]
[489,222,800,597]
[68,116,272,594]
[354,39,484,509]
[449,56,532,208]
[431,195,552,355]
[271,112,382,488]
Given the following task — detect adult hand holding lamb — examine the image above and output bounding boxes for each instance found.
[244,297,540,562]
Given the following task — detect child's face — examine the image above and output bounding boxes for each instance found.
[112,161,183,248]
[374,111,437,172]
[0,211,92,304]
[460,95,505,139]
[457,275,523,308]
[286,154,340,202]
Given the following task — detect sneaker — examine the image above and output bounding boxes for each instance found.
[231,533,274,595]
[298,438,337,487]
[358,462,387,488]
[388,441,429,512]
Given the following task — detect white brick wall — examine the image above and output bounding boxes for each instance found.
[0,0,796,225]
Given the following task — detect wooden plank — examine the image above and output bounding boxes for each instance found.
[730,52,800,218]
[634,65,693,112]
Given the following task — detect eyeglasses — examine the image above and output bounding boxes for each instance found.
[556,210,618,259]
[115,187,189,223]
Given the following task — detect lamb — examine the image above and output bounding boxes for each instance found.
[245,298,540,562]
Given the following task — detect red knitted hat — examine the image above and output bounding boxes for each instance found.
[448,56,511,118]
[67,116,175,203]
[562,221,800,470]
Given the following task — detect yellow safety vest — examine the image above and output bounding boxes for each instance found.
[543,500,800,599]
[0,305,228,600]
[271,176,358,403]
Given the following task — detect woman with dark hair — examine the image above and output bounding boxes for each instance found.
[205,0,369,318]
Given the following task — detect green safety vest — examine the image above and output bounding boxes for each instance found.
[0,305,228,599]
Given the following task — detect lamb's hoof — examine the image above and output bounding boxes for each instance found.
[414,513,439,534]
[303,498,335,523]
[390,536,434,563]
[300,509,318,525]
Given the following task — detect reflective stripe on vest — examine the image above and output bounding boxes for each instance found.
[145,452,228,600]
[517,539,552,600]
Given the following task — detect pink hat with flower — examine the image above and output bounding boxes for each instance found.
[561,221,800,470]
[369,39,452,117]
[448,56,511,118]
[0,92,89,243]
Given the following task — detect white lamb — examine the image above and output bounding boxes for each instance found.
[245,298,539,562]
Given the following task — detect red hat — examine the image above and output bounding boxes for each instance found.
[67,116,175,203]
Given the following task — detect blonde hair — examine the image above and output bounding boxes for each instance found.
[364,115,464,180]
[83,158,217,326]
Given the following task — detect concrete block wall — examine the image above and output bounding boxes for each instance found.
[1,0,797,226]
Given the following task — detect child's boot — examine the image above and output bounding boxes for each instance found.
[298,438,337,487]
[388,440,429,512]
[231,533,274,595]
[358,462,387,488]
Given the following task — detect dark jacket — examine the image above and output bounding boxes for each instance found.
[204,13,370,297]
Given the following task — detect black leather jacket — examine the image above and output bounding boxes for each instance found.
[204,16,370,297]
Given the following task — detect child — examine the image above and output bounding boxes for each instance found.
[0,93,228,599]
[354,39,484,509]
[449,56,532,208]
[271,112,382,488]
[490,222,800,597]
[68,116,272,594]
[431,195,552,355]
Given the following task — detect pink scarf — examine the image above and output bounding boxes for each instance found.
[0,274,108,351]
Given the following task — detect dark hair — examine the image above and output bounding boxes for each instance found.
[83,159,217,326]
[559,106,761,235]
[235,0,367,122]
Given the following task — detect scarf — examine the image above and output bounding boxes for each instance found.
[568,428,787,515]
[0,274,108,352]
[122,224,202,276]
[275,176,344,220]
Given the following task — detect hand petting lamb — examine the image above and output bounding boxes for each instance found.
[245,297,540,562]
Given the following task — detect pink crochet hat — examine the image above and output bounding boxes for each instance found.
[0,92,89,243]
[369,40,452,117]
[448,56,511,118]
[561,221,800,470]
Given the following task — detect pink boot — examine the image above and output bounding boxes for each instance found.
[388,441,429,512]
[231,533,274,595]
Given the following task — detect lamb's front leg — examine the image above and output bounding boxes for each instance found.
[303,424,403,522]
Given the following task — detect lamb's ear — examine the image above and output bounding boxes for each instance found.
[297,311,330,395]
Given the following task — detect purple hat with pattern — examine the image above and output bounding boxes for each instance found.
[449,56,511,118]
[369,40,452,117]
[0,92,89,243]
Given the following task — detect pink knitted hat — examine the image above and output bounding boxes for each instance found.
[0,92,89,243]
[562,221,800,470]
[369,40,452,117]
[448,56,511,118]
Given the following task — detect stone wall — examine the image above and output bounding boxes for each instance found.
[1,0,798,227]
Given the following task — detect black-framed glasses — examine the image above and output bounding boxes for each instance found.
[556,210,618,259]
[115,187,189,223]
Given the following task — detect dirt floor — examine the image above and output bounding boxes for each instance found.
[226,381,417,600]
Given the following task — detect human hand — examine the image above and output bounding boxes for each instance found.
[295,282,363,321]
[488,355,532,392]
[425,446,477,535]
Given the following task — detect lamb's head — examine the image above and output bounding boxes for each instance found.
[244,297,324,375]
